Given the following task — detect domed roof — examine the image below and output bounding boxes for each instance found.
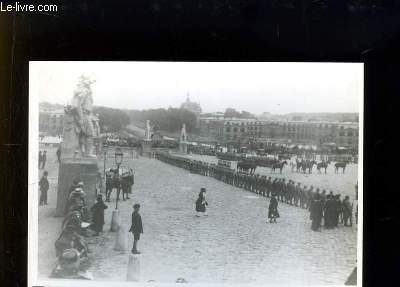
[180,94,202,114]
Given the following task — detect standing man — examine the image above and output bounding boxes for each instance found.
[41,150,47,169]
[39,171,49,205]
[268,193,280,223]
[342,196,353,227]
[38,151,43,169]
[129,203,143,254]
[324,195,335,229]
[56,145,62,163]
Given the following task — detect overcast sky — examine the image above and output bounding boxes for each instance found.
[30,61,362,115]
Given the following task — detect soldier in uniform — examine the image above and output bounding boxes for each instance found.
[38,151,43,168]
[260,176,267,196]
[268,193,280,223]
[324,195,336,229]
[321,189,327,205]
[334,194,342,226]
[287,180,294,205]
[294,182,301,206]
[342,195,353,227]
[306,186,314,209]
[300,186,308,209]
[250,174,256,193]
[266,177,272,198]
[39,171,49,205]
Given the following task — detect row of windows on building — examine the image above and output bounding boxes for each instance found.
[224,121,351,129]
[224,126,356,137]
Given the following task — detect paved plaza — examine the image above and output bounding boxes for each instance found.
[37,150,357,284]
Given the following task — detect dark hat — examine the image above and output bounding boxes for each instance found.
[97,194,103,200]
[133,203,140,209]
[201,188,206,192]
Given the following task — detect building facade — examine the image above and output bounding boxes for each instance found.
[198,117,358,150]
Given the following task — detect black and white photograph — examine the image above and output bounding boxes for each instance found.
[28,61,363,286]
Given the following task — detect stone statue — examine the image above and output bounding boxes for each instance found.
[180,123,187,142]
[144,120,151,141]
[62,75,97,158]
[92,114,101,138]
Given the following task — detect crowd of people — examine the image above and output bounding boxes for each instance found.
[53,179,108,278]
[155,151,357,231]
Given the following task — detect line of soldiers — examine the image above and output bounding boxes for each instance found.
[155,152,355,230]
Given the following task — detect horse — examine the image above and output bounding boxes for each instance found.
[271,161,288,174]
[301,160,317,174]
[237,161,257,174]
[335,162,347,174]
[317,161,330,174]
[278,154,291,161]
[105,168,134,202]
[295,158,304,173]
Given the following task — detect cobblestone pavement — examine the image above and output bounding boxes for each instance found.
[179,154,359,201]
[37,152,357,284]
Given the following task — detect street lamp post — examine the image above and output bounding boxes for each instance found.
[114,148,124,210]
[111,148,124,232]
[103,144,108,184]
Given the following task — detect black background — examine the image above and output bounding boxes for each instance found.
[1,1,399,286]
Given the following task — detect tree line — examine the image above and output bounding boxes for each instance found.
[127,108,197,133]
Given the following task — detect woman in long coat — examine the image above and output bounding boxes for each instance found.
[310,194,324,231]
[268,193,280,223]
[91,194,108,235]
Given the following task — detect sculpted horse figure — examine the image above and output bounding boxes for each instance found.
[335,161,347,174]
[271,161,288,174]
[317,161,330,174]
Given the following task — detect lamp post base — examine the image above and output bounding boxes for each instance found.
[110,209,120,232]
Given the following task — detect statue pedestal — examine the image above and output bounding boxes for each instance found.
[179,141,188,154]
[141,140,152,157]
[55,158,99,217]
